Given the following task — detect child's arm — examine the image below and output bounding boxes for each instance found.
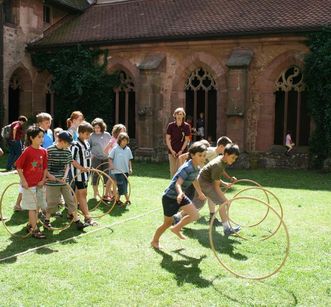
[213,179,228,201]
[192,179,206,201]
[129,160,132,174]
[222,170,237,183]
[175,177,185,204]
[108,158,114,170]
[17,169,28,189]
[178,152,189,168]
[71,160,89,172]
[37,168,48,187]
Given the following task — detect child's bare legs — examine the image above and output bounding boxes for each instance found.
[14,193,22,211]
[170,204,199,239]
[219,201,229,222]
[28,210,38,231]
[151,216,173,249]
[92,185,99,198]
[76,188,90,219]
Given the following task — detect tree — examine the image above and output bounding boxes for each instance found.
[304,28,331,168]
[31,45,120,128]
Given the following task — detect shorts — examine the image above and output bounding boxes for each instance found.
[75,181,88,190]
[192,178,227,210]
[162,194,191,217]
[114,173,129,196]
[91,157,109,185]
[46,185,76,214]
[21,186,47,211]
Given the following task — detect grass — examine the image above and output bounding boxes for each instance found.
[0,156,331,306]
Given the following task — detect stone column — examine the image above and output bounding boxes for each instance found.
[135,54,165,161]
[226,48,253,150]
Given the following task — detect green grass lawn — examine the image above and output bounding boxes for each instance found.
[0,158,330,306]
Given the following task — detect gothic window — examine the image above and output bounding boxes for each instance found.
[43,5,51,24]
[274,66,310,146]
[112,71,136,138]
[185,68,217,142]
[8,76,21,122]
[4,0,18,25]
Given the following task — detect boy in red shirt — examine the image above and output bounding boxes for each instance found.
[16,126,48,239]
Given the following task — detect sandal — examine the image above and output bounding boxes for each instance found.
[32,229,46,239]
[43,220,53,230]
[116,200,124,207]
[124,200,131,206]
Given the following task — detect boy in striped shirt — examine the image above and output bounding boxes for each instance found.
[71,122,97,226]
[45,131,88,230]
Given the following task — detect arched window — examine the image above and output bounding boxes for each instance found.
[112,71,136,138]
[274,66,310,146]
[185,68,217,142]
[8,76,21,123]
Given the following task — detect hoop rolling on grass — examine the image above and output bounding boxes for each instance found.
[209,181,290,280]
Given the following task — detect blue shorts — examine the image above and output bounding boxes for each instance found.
[162,194,191,217]
[114,173,129,196]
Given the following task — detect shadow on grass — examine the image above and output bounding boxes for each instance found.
[183,227,247,261]
[154,247,211,287]
[87,198,130,218]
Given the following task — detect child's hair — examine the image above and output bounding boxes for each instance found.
[112,124,126,139]
[117,132,130,145]
[78,121,93,134]
[188,141,207,159]
[18,115,28,122]
[66,118,72,128]
[173,107,186,118]
[54,127,63,136]
[36,112,52,123]
[199,139,210,148]
[91,118,107,133]
[224,143,240,156]
[217,136,232,147]
[25,125,43,146]
[70,111,84,121]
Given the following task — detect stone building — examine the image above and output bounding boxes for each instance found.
[1,0,331,165]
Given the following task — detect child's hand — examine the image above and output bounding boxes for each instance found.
[129,168,132,175]
[230,177,237,183]
[37,180,45,187]
[47,174,57,182]
[80,167,89,173]
[21,179,29,189]
[177,192,184,204]
[198,192,207,201]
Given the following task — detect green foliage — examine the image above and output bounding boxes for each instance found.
[31,45,120,128]
[304,27,331,168]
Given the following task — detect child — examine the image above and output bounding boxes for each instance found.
[175,136,236,226]
[67,111,84,141]
[108,132,133,206]
[36,112,53,149]
[285,131,295,155]
[103,123,126,155]
[71,121,97,226]
[15,125,48,239]
[151,142,207,249]
[192,143,241,236]
[89,118,112,199]
[45,131,88,230]
[53,127,63,143]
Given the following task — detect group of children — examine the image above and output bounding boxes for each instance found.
[13,111,133,239]
[151,136,241,250]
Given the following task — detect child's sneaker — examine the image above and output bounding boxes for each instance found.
[43,220,53,229]
[75,220,89,230]
[84,218,98,226]
[224,225,241,237]
[32,229,46,239]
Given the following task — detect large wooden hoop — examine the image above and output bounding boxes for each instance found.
[223,179,270,227]
[209,196,290,280]
[0,183,35,238]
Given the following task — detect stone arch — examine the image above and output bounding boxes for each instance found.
[4,63,33,123]
[170,52,227,136]
[255,50,306,151]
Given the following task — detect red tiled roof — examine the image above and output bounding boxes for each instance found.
[31,0,331,48]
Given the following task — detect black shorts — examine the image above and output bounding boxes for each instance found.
[75,181,88,190]
[162,194,191,217]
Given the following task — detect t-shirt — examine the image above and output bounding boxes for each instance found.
[10,121,24,141]
[285,134,292,146]
[166,121,191,154]
[205,147,218,164]
[68,127,78,141]
[164,160,200,199]
[71,138,91,183]
[42,129,54,149]
[47,144,73,186]
[199,155,227,183]
[15,146,48,187]
[89,132,112,159]
[109,145,133,174]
